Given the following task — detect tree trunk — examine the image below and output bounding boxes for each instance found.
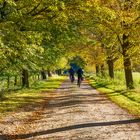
[14,75,17,86]
[55,70,59,75]
[41,71,47,80]
[19,76,22,86]
[47,70,52,77]
[22,69,29,88]
[123,57,133,89]
[38,74,40,80]
[107,59,114,79]
[58,69,62,75]
[101,64,105,76]
[122,34,134,89]
[95,64,100,76]
[7,76,10,88]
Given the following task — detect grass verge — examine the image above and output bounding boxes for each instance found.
[88,75,140,117]
[0,76,66,118]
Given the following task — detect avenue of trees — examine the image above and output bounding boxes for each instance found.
[0,0,140,89]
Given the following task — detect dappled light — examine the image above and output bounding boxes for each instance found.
[0,0,140,139]
[0,80,140,139]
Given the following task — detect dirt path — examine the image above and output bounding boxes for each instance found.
[0,80,140,140]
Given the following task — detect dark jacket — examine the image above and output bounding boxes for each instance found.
[77,68,83,76]
[69,68,75,75]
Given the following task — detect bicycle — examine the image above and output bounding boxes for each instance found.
[77,76,83,87]
[70,74,75,83]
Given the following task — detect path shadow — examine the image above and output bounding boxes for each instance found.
[2,118,140,139]
[47,98,109,109]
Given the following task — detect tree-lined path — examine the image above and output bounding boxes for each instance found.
[0,0,140,139]
[0,80,140,140]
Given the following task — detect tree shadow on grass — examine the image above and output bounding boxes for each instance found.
[2,118,140,140]
[102,89,140,103]
[90,82,138,100]
[91,83,109,89]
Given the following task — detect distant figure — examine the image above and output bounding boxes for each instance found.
[68,67,75,83]
[77,67,84,87]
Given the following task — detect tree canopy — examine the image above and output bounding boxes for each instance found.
[0,0,140,88]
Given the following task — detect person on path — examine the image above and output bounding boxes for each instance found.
[68,67,75,83]
[76,67,84,87]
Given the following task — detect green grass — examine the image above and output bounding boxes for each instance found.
[88,72,140,117]
[0,76,66,118]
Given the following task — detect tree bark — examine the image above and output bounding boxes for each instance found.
[22,69,29,88]
[55,70,59,75]
[14,75,17,86]
[38,74,40,80]
[41,71,47,80]
[47,70,52,77]
[95,64,100,76]
[107,59,114,79]
[7,76,10,88]
[122,34,134,89]
[57,69,62,75]
[101,64,105,76]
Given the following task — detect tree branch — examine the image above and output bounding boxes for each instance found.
[117,34,123,46]
[27,1,42,15]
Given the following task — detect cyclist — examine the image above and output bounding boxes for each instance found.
[77,67,84,87]
[68,67,75,83]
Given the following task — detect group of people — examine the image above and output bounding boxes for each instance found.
[68,67,84,87]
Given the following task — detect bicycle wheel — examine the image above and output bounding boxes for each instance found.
[77,77,81,87]
[70,75,74,83]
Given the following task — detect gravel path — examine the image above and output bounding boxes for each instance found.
[0,80,140,140]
